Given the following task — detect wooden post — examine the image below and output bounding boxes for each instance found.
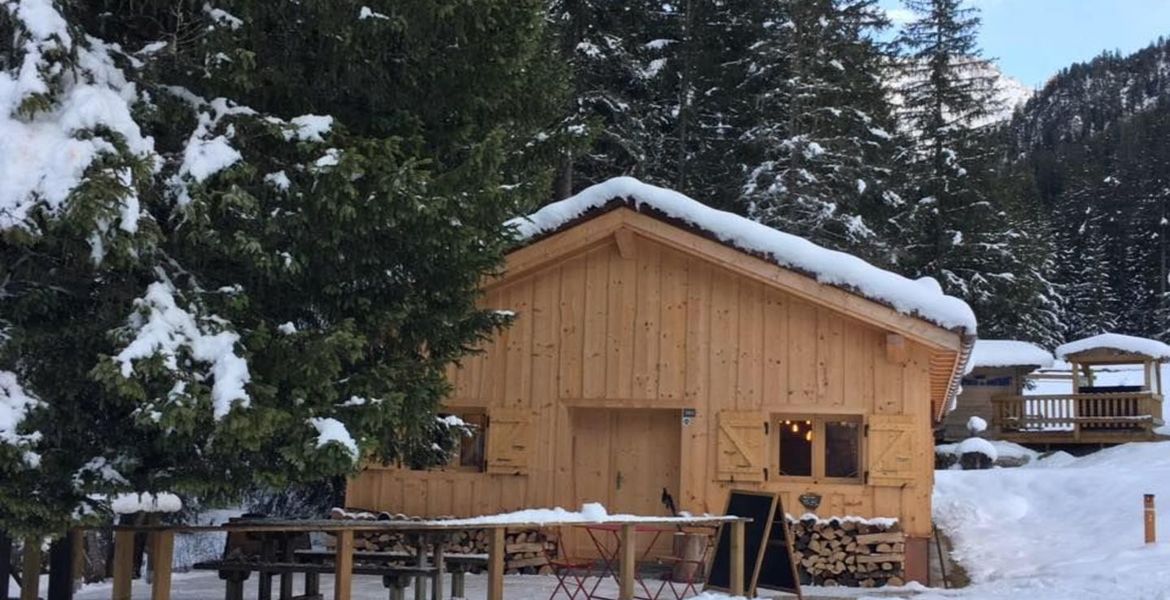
[148,531,173,600]
[413,536,426,600]
[0,530,11,600]
[618,524,635,600]
[1146,494,1157,544]
[70,529,84,591]
[20,538,41,600]
[112,530,135,600]
[47,531,75,600]
[729,520,745,597]
[334,529,354,600]
[431,534,445,600]
[487,527,505,600]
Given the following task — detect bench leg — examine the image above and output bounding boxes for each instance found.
[258,570,273,600]
[451,571,465,599]
[384,575,409,600]
[223,573,249,600]
[305,571,320,597]
[414,538,427,600]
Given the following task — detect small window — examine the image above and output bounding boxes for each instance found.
[456,412,487,471]
[774,415,863,482]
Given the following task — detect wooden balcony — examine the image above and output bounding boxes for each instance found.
[991,392,1165,444]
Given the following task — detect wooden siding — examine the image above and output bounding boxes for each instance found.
[349,225,947,538]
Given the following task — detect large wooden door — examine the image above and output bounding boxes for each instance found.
[570,409,681,556]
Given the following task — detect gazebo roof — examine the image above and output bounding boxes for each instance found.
[1055,333,1170,363]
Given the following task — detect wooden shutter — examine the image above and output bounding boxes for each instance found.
[866,415,918,486]
[716,411,767,482]
[486,408,532,475]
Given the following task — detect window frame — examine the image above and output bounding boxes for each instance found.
[771,413,865,485]
[443,409,488,473]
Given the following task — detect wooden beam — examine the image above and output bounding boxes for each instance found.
[487,527,505,600]
[886,334,909,366]
[614,228,637,260]
[111,531,135,600]
[149,530,173,600]
[729,521,745,596]
[334,529,354,600]
[20,538,40,600]
[618,524,636,600]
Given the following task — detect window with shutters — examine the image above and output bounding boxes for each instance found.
[866,414,917,487]
[772,415,863,483]
[428,410,487,472]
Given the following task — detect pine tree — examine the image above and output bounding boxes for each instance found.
[893,0,1059,345]
[1,0,566,535]
[741,0,901,265]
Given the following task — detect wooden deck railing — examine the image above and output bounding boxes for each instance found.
[991,392,1164,440]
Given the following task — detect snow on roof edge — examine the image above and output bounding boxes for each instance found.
[970,339,1055,369]
[507,177,977,336]
[1055,333,1170,361]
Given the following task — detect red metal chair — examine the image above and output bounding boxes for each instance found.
[547,528,595,600]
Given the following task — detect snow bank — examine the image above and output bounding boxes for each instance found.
[934,442,1170,598]
[1055,333,1170,361]
[970,339,1054,369]
[110,492,182,514]
[308,417,359,460]
[114,281,250,420]
[509,177,976,334]
[956,437,997,461]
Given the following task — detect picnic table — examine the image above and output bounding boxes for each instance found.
[104,515,749,600]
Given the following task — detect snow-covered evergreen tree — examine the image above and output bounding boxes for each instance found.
[0,0,564,535]
[741,0,900,265]
[893,0,1060,345]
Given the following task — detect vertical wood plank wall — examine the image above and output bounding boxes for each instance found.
[348,235,938,538]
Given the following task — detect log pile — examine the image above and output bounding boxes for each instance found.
[788,517,905,588]
[328,508,558,574]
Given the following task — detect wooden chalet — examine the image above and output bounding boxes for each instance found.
[942,340,1054,442]
[346,178,976,583]
[992,333,1169,445]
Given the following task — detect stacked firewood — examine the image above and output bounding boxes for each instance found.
[328,508,558,573]
[788,517,905,588]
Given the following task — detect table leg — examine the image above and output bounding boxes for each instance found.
[149,531,174,600]
[487,528,504,600]
[729,521,744,597]
[334,530,354,600]
[259,536,273,600]
[414,535,427,600]
[618,525,635,600]
[305,571,320,597]
[112,531,134,600]
[280,534,294,600]
[20,537,41,600]
[431,534,445,600]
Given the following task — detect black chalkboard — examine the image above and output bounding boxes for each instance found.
[705,490,777,596]
[757,498,803,597]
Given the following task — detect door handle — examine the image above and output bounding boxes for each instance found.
[616,470,624,490]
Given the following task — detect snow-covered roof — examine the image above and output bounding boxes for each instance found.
[969,340,1054,369]
[1055,333,1170,362]
[509,177,977,335]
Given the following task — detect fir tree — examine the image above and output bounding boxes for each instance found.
[0,0,565,535]
[893,0,1059,345]
[741,0,900,265]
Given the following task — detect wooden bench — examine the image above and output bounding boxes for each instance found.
[295,549,489,599]
[193,559,437,600]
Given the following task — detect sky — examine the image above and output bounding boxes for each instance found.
[880,0,1170,89]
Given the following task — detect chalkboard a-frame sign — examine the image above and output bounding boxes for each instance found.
[705,490,803,598]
